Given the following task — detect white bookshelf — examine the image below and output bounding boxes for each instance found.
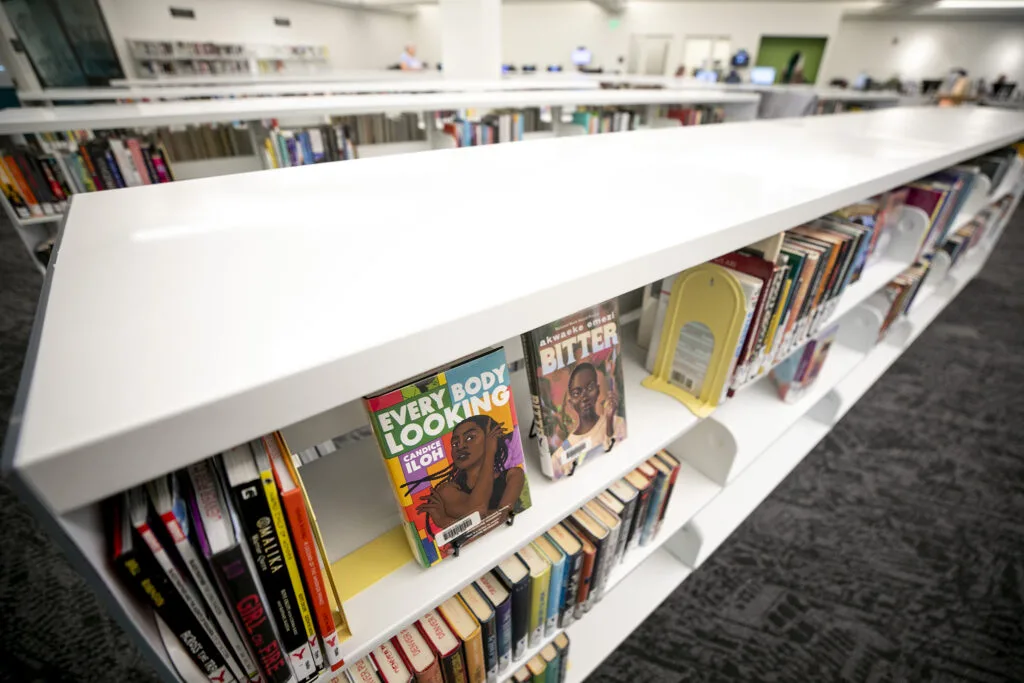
[2,107,1022,683]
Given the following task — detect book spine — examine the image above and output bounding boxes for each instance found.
[628,485,652,552]
[134,519,242,681]
[88,145,116,189]
[159,509,263,682]
[140,145,161,183]
[230,478,315,682]
[417,660,444,683]
[115,546,231,682]
[210,545,293,683]
[520,332,554,478]
[492,595,512,672]
[592,526,618,602]
[104,149,127,188]
[527,568,549,648]
[151,146,174,182]
[440,649,468,683]
[508,577,530,661]
[77,144,104,190]
[462,627,487,683]
[0,158,30,218]
[279,488,343,672]
[655,467,681,537]
[478,612,498,683]
[4,155,41,216]
[558,551,582,629]
[544,558,564,636]
[260,468,323,675]
[640,472,668,547]
[572,545,596,619]
[18,154,54,214]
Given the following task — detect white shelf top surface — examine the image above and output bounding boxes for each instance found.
[8,106,1024,514]
[0,88,759,134]
[17,78,604,102]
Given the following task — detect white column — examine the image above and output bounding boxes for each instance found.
[439,0,501,80]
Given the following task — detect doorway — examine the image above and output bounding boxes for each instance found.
[628,34,672,76]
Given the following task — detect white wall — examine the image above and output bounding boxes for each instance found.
[99,0,413,75]
[824,17,1024,83]
[414,1,846,76]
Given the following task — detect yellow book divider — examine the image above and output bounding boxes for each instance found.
[329,525,413,602]
[642,263,747,417]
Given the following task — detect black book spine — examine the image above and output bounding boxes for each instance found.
[114,546,230,681]
[441,649,468,683]
[210,545,293,683]
[104,148,127,188]
[88,144,116,189]
[229,479,312,681]
[478,609,498,683]
[558,550,582,629]
[630,485,653,551]
[140,145,161,184]
[502,572,530,661]
[15,153,52,211]
[618,493,639,554]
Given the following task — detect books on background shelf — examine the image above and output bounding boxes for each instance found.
[156,124,255,163]
[339,114,427,147]
[663,105,726,126]
[877,261,930,339]
[441,112,526,147]
[770,322,841,402]
[522,298,627,480]
[107,432,350,683]
[569,108,639,134]
[364,348,532,568]
[257,123,357,168]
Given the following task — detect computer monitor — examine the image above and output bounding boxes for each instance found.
[571,47,592,67]
[547,65,563,72]
[750,66,776,86]
[731,49,750,67]
[921,79,942,95]
[695,69,719,83]
[522,65,537,73]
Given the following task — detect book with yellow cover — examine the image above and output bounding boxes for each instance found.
[516,544,551,649]
[439,596,486,683]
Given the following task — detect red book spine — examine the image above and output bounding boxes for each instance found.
[279,487,343,671]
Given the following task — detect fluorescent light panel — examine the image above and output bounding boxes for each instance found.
[933,0,1024,9]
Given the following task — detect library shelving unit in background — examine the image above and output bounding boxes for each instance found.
[127,39,329,79]
[3,107,1023,683]
[0,88,760,273]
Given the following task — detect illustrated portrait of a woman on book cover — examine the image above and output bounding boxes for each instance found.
[550,361,626,477]
[414,414,526,533]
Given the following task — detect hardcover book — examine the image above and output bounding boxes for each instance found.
[606,479,640,555]
[394,628,442,683]
[439,596,486,683]
[521,299,627,479]
[365,348,531,568]
[458,585,498,683]
[545,524,583,629]
[418,610,467,683]
[515,544,551,649]
[372,640,413,683]
[474,573,512,673]
[494,554,530,661]
[531,536,566,637]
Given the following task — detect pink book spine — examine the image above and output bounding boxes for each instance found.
[126,139,152,185]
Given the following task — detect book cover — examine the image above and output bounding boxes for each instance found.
[458,586,498,683]
[531,536,566,637]
[494,554,530,661]
[418,610,467,683]
[264,433,344,672]
[544,524,582,629]
[521,299,627,479]
[394,628,442,683]
[439,596,486,683]
[515,545,551,649]
[770,343,816,403]
[147,475,262,682]
[802,324,840,388]
[188,461,292,683]
[222,446,317,683]
[365,348,531,568]
[251,438,323,675]
[109,493,235,683]
[474,573,511,673]
[373,640,413,683]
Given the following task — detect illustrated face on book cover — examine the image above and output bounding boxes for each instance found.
[366,348,531,567]
[531,299,627,479]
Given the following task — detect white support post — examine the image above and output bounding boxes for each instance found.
[439,0,502,80]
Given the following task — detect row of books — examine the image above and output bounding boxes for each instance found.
[341,449,682,683]
[663,106,726,127]
[156,124,256,163]
[641,191,901,412]
[0,132,174,219]
[139,58,251,77]
[441,113,526,147]
[109,432,348,683]
[569,109,639,135]
[260,125,358,168]
[129,40,249,58]
[769,323,841,403]
[337,114,427,147]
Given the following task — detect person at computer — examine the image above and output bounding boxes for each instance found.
[400,45,423,71]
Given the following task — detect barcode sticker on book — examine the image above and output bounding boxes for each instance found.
[560,440,590,465]
[436,512,481,546]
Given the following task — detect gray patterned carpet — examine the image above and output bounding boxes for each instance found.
[1,205,1023,683]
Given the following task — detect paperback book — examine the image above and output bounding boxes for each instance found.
[521,299,627,480]
[365,348,532,568]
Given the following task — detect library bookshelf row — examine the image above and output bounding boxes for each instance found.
[2,107,1022,683]
[128,39,329,79]
[0,88,760,273]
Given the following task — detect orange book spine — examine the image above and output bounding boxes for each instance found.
[3,156,39,214]
[279,487,344,672]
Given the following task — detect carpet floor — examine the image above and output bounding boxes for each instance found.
[1,205,1022,683]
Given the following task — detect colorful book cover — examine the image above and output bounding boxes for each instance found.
[521,299,627,480]
[365,348,531,568]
